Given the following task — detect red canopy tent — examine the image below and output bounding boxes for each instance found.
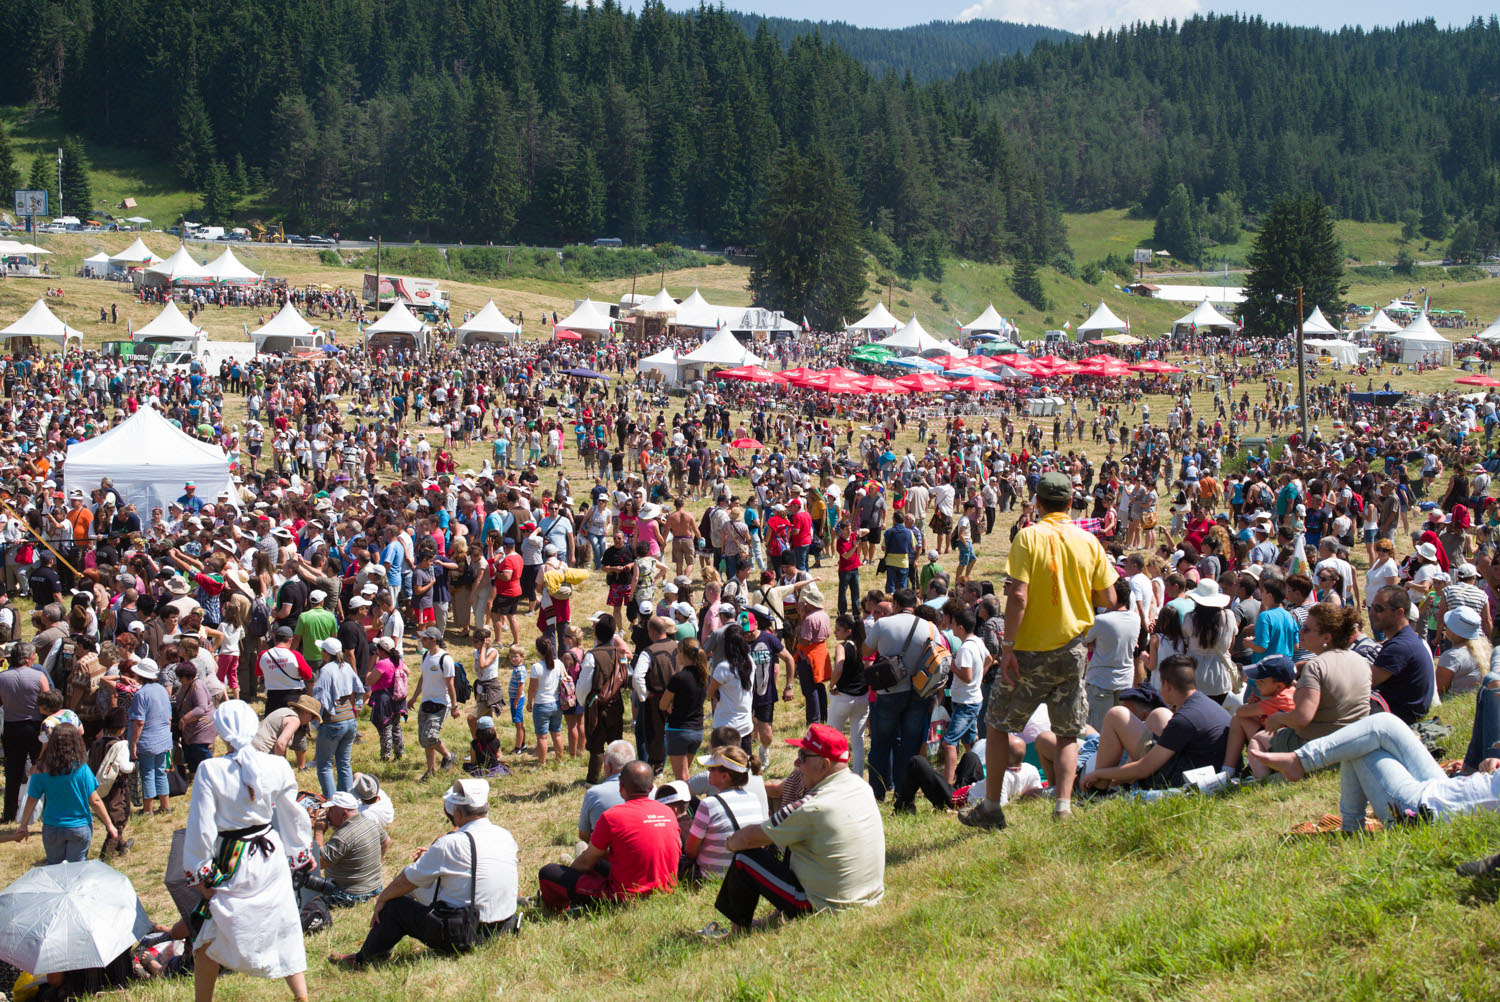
[857,374,910,394]
[778,367,820,386]
[553,328,582,341]
[714,364,786,383]
[803,370,867,393]
[948,375,998,391]
[1129,360,1185,374]
[894,372,953,392]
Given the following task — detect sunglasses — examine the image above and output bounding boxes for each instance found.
[1368,603,1391,613]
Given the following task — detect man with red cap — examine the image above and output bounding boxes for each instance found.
[712,723,884,932]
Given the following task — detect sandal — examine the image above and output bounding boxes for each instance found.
[697,921,732,941]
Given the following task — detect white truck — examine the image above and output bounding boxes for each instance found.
[151,340,258,374]
[363,273,449,315]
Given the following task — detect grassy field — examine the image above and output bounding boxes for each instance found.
[2,224,1499,1001]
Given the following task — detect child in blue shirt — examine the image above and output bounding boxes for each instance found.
[506,644,529,753]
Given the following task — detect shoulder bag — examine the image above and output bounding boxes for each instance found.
[423,831,480,951]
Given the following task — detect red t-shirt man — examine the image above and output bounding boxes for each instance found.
[789,502,814,548]
[589,797,681,899]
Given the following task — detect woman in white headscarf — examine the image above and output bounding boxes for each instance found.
[183,699,313,1002]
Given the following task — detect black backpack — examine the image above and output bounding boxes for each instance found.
[450,656,472,703]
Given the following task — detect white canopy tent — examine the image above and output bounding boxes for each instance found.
[204,247,259,284]
[364,301,429,354]
[633,288,678,316]
[1303,338,1360,366]
[64,406,238,515]
[960,304,1012,339]
[251,301,324,354]
[82,251,111,274]
[0,299,84,351]
[636,348,681,383]
[144,246,210,284]
[1361,309,1402,336]
[1300,306,1340,335]
[457,299,522,348]
[875,316,955,355]
[847,302,901,336]
[555,300,614,337]
[1389,313,1453,364]
[1172,298,1238,335]
[109,238,160,266]
[1474,315,1500,342]
[1077,301,1128,338]
[677,327,764,369]
[133,300,204,346]
[672,292,725,331]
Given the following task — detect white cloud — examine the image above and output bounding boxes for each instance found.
[956,0,1204,34]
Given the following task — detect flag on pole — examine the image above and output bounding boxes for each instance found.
[1062,320,1071,330]
[801,315,810,332]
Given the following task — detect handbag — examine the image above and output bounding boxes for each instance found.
[866,615,921,691]
[424,830,480,952]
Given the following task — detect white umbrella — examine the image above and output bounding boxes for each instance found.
[0,860,154,973]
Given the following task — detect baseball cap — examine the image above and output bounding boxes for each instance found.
[275,625,295,640]
[325,791,359,811]
[654,780,691,806]
[444,778,489,812]
[420,626,443,640]
[786,723,850,763]
[476,715,495,731]
[309,589,328,603]
[1245,654,1296,685]
[317,637,343,656]
[1037,471,1072,503]
[348,596,370,610]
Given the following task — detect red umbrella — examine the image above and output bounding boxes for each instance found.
[963,354,1005,370]
[1045,361,1085,376]
[1077,360,1132,378]
[929,354,973,370]
[948,375,998,391]
[817,366,867,380]
[553,328,582,341]
[858,374,909,394]
[803,370,867,393]
[1129,360,1185,374]
[1030,355,1071,368]
[778,367,820,386]
[714,364,785,383]
[1455,374,1500,387]
[729,437,765,449]
[895,372,953,392]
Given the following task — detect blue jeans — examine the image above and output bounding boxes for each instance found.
[867,689,933,798]
[1463,669,1500,771]
[587,533,605,569]
[138,749,170,799]
[531,702,562,735]
[315,718,359,797]
[837,569,860,617]
[1296,713,1447,831]
[885,565,909,594]
[42,823,92,864]
[723,553,742,582]
[792,544,809,572]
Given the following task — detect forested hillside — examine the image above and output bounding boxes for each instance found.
[731,15,1072,83]
[3,3,1498,259]
[943,16,1500,235]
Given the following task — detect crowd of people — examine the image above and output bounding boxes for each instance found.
[0,297,1498,999]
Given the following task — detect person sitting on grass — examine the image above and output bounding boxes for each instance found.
[707,724,884,935]
[1079,655,1231,792]
[892,733,1045,814]
[331,779,519,969]
[465,713,503,775]
[1250,712,1500,834]
[538,760,680,910]
[1222,654,1298,775]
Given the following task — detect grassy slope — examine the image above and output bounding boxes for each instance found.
[3,238,1500,1000]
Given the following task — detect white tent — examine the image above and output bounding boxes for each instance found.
[678,290,710,311]
[555,299,614,337]
[0,299,84,351]
[82,251,111,275]
[133,300,204,346]
[1361,309,1402,335]
[1300,306,1340,335]
[1474,315,1500,342]
[1303,338,1360,366]
[672,294,724,331]
[1077,301,1128,337]
[364,301,428,354]
[251,301,324,354]
[204,247,259,284]
[144,246,209,284]
[64,406,238,515]
[875,316,955,355]
[636,348,681,383]
[1172,298,1238,335]
[1389,313,1453,365]
[109,238,159,265]
[457,299,522,347]
[678,327,764,369]
[847,302,901,336]
[961,304,1010,338]
[633,288,678,316]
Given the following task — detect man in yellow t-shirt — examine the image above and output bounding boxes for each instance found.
[960,472,1117,831]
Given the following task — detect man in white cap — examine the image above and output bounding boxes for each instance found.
[305,791,388,908]
[330,778,519,968]
[294,589,338,669]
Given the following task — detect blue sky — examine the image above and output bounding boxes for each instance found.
[634,1,1490,34]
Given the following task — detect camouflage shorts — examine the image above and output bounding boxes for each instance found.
[986,635,1089,738]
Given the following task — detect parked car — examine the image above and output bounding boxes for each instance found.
[286,234,307,244]
[307,234,335,245]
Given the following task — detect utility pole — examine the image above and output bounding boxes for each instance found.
[375,235,382,311]
[1296,284,1308,439]
[56,146,63,218]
